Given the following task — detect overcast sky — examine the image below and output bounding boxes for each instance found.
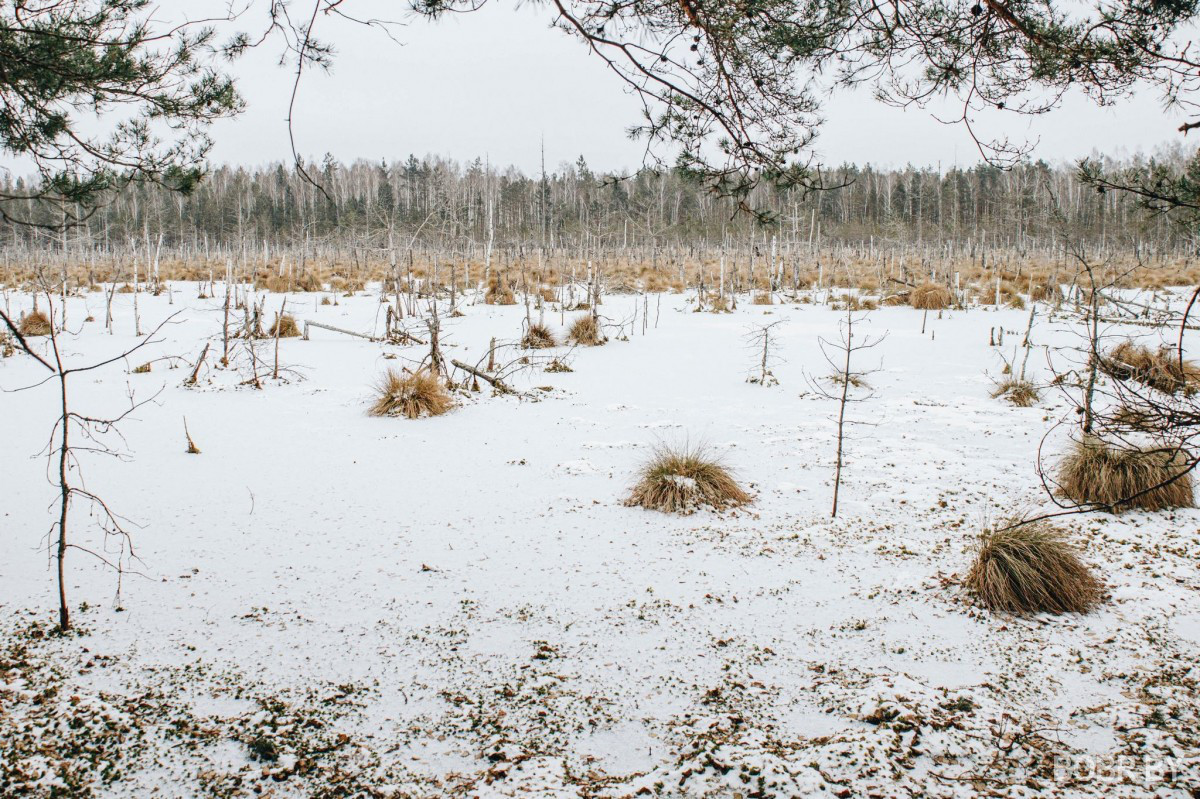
[197,1,1195,175]
[52,3,1200,176]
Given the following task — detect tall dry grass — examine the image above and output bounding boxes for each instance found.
[909,283,953,310]
[1101,340,1200,395]
[1057,436,1194,512]
[625,445,750,513]
[967,521,1103,615]
[18,310,51,336]
[568,315,604,346]
[521,322,557,349]
[369,369,453,419]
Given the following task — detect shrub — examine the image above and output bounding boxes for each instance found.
[909,283,952,310]
[1101,339,1200,395]
[267,313,301,338]
[966,522,1103,615]
[568,315,604,346]
[521,322,557,349]
[18,310,51,336]
[991,378,1039,407]
[1057,436,1193,512]
[369,369,453,419]
[625,445,750,513]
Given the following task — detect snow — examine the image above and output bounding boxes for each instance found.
[1,284,1198,796]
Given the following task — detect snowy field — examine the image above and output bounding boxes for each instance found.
[2,284,1199,797]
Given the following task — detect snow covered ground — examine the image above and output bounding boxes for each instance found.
[2,284,1198,797]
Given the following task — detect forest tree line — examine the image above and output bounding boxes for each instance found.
[4,145,1198,256]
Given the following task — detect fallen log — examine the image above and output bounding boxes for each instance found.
[451,359,517,395]
[303,320,380,342]
[1082,313,1200,332]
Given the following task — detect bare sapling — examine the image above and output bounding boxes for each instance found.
[222,261,232,365]
[1077,247,1107,434]
[992,305,1040,406]
[809,306,885,518]
[132,258,142,336]
[746,320,784,386]
[272,299,286,379]
[0,289,177,632]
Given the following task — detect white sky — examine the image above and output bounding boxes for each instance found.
[206,2,1189,173]
[12,2,1197,177]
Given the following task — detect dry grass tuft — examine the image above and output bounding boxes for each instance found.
[369,369,453,419]
[909,283,953,310]
[829,373,868,389]
[327,275,363,293]
[991,378,1040,407]
[1030,280,1061,303]
[705,295,730,313]
[1101,339,1200,395]
[267,313,301,338]
[642,274,669,293]
[568,315,604,346]
[625,445,750,513]
[966,521,1103,615]
[485,274,517,305]
[522,322,558,349]
[1057,436,1193,512]
[294,272,323,293]
[832,294,878,311]
[751,292,774,305]
[1109,403,1160,433]
[18,310,51,336]
[545,359,573,373]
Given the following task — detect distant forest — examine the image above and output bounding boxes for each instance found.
[4,145,1197,253]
